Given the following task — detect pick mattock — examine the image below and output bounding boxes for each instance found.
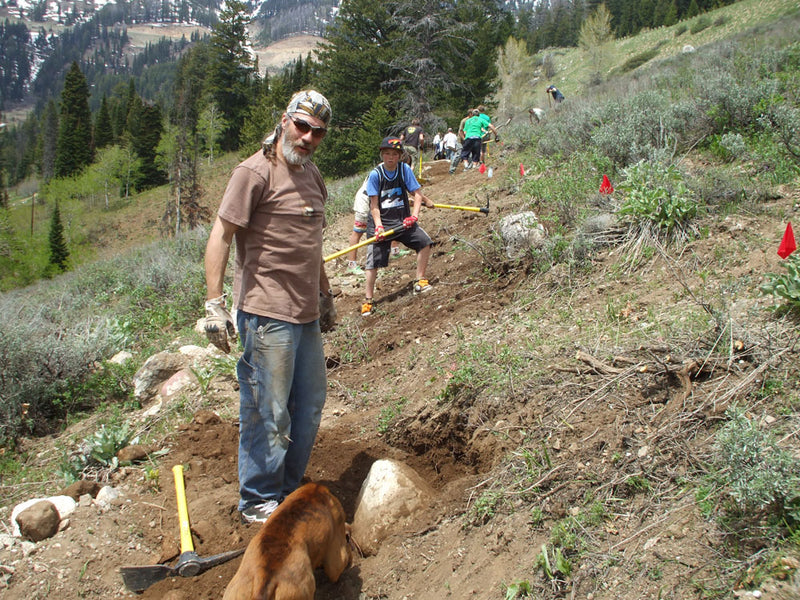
[324,225,404,263]
[120,465,244,593]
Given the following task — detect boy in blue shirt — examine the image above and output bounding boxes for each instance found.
[362,136,434,316]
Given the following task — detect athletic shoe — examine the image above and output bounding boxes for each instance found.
[240,500,279,524]
[391,247,412,258]
[413,279,432,294]
[361,299,374,316]
[347,261,365,275]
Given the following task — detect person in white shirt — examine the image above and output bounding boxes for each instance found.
[443,127,459,161]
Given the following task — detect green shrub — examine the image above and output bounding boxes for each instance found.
[619,48,659,73]
[617,160,698,234]
[596,92,696,167]
[760,252,800,311]
[712,407,800,525]
[758,103,800,172]
[690,15,711,35]
[707,132,748,163]
[674,23,688,37]
[0,229,208,447]
[59,422,135,483]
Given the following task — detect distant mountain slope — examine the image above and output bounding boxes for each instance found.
[0,0,335,111]
[4,0,336,39]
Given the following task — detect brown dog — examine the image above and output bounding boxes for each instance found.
[222,483,352,600]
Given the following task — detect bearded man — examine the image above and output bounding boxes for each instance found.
[203,90,336,524]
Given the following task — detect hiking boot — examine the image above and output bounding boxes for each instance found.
[361,299,374,316]
[240,499,279,524]
[347,261,364,275]
[413,279,432,294]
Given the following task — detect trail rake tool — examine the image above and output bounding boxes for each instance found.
[119,465,244,593]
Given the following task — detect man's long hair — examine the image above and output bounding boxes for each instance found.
[261,123,283,162]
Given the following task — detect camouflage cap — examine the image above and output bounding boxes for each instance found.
[286,90,332,125]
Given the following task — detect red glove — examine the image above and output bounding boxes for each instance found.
[375,225,385,241]
[403,215,418,229]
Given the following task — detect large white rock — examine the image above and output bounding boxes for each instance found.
[498,211,547,259]
[351,459,435,556]
[133,351,191,400]
[10,495,76,537]
[94,485,122,509]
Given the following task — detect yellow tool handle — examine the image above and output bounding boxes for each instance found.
[324,227,402,262]
[432,203,484,213]
[173,465,194,554]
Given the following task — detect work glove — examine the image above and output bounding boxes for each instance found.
[403,215,418,229]
[375,225,386,242]
[319,291,337,333]
[204,294,237,353]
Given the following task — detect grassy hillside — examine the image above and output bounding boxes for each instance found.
[506,0,800,119]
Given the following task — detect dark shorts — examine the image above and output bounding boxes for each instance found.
[461,137,482,163]
[365,225,432,269]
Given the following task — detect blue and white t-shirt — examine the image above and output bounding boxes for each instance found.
[366,162,421,229]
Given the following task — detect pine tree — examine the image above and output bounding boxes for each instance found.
[94,96,114,150]
[664,0,679,25]
[206,0,257,150]
[40,99,59,182]
[47,202,69,273]
[54,62,93,178]
[126,96,166,191]
[314,0,400,128]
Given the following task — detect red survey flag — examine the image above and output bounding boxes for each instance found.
[519,163,525,176]
[599,174,614,194]
[778,222,796,259]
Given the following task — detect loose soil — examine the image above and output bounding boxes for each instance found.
[2,154,800,600]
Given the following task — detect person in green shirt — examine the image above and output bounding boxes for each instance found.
[477,105,498,164]
[459,110,484,171]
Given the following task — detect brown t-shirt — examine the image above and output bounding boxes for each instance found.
[218,150,327,324]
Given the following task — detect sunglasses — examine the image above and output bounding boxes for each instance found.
[290,116,327,138]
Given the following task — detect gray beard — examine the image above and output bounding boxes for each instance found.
[281,135,313,166]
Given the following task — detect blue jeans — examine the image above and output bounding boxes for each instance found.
[235,311,326,511]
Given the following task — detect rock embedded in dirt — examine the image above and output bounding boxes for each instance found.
[351,459,435,556]
[133,350,193,400]
[16,501,60,542]
[60,480,102,500]
[94,486,122,510]
[10,495,76,537]
[117,443,152,463]
[498,211,546,258]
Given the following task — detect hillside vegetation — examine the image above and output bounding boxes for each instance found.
[1,1,800,598]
